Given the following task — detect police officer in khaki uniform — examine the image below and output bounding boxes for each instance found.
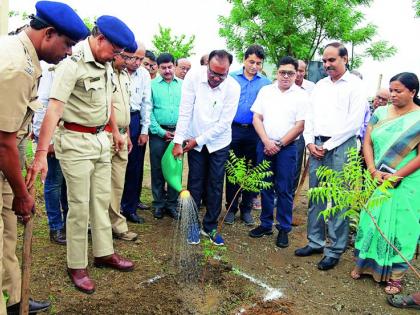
[105,42,138,242]
[28,16,136,295]
[0,1,88,314]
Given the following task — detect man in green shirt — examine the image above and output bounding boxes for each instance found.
[149,53,182,219]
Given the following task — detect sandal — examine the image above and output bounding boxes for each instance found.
[387,294,420,310]
[350,269,361,280]
[385,280,403,295]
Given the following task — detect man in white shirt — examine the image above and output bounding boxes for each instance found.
[293,60,315,196]
[249,56,309,248]
[120,43,152,223]
[295,42,367,270]
[173,50,240,246]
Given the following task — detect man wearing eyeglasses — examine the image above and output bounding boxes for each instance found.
[105,42,139,242]
[249,56,309,249]
[28,15,136,294]
[224,45,271,226]
[172,50,240,246]
[120,42,152,223]
[296,42,367,271]
[175,58,192,80]
[373,88,390,110]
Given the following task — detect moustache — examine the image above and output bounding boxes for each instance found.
[326,66,335,71]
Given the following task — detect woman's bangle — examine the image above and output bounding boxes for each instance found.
[369,169,377,175]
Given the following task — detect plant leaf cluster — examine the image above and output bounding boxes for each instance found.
[225,150,273,193]
[152,24,195,60]
[308,147,395,224]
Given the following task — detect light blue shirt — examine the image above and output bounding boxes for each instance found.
[130,67,152,134]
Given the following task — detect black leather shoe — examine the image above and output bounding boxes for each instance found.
[249,225,273,238]
[294,245,323,257]
[317,256,339,270]
[276,230,289,248]
[123,212,145,224]
[165,208,180,220]
[50,228,66,245]
[7,298,51,315]
[137,201,150,210]
[153,208,164,219]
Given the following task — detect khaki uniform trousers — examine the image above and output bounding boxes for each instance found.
[0,173,21,312]
[57,131,114,269]
[106,132,129,234]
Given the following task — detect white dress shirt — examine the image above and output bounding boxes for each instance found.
[130,67,152,134]
[33,61,54,138]
[301,79,315,94]
[303,71,367,151]
[174,66,240,153]
[251,83,308,140]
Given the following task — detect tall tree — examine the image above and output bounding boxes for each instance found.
[152,24,195,59]
[219,0,396,68]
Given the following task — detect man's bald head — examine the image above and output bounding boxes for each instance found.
[373,88,391,109]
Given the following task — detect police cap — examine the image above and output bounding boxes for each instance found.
[125,41,138,54]
[35,1,89,42]
[96,15,135,50]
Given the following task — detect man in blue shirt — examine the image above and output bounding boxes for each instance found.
[225,45,271,225]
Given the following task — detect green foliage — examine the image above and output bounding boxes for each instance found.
[152,25,195,60]
[225,150,273,193]
[83,17,96,31]
[308,147,396,225]
[201,237,227,263]
[415,0,420,17]
[219,0,396,67]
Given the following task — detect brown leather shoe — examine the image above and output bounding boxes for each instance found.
[67,268,95,294]
[94,253,134,271]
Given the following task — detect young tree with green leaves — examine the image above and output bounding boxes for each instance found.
[152,24,195,59]
[219,0,396,68]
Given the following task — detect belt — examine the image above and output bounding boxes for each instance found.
[160,124,176,131]
[315,136,331,142]
[130,110,140,115]
[104,124,128,134]
[232,122,252,128]
[63,122,106,134]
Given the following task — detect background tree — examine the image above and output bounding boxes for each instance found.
[415,0,420,17]
[219,0,396,68]
[152,24,195,59]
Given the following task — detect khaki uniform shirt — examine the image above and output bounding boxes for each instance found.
[0,32,42,134]
[111,67,131,128]
[49,38,113,127]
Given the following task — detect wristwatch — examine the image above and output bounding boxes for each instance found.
[275,139,284,148]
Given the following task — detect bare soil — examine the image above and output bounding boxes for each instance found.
[16,154,419,315]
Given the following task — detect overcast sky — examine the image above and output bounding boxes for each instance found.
[9,0,420,96]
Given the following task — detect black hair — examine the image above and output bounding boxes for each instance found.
[244,45,265,60]
[157,53,175,66]
[200,54,209,65]
[324,42,348,58]
[145,50,157,62]
[29,14,49,30]
[390,72,420,106]
[278,56,299,71]
[208,50,233,65]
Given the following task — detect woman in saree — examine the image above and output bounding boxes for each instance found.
[351,72,420,294]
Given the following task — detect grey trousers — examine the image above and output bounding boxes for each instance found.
[307,136,356,258]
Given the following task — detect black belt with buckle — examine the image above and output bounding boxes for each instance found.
[232,122,252,128]
[161,124,176,131]
[315,136,331,142]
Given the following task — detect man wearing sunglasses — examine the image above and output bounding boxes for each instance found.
[249,56,309,249]
[28,15,136,294]
[173,50,240,246]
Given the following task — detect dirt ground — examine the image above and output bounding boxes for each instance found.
[17,153,419,315]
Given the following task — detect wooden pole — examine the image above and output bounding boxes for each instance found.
[293,157,309,206]
[20,165,35,315]
[0,0,9,36]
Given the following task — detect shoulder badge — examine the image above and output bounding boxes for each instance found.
[70,51,84,63]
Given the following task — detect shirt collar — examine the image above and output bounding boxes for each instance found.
[83,37,105,68]
[276,83,300,94]
[156,75,180,84]
[18,31,42,79]
[236,67,263,80]
[327,70,351,83]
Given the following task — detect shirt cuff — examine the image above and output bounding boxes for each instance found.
[304,135,314,146]
[173,135,184,144]
[195,135,205,146]
[140,125,149,135]
[323,140,335,151]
